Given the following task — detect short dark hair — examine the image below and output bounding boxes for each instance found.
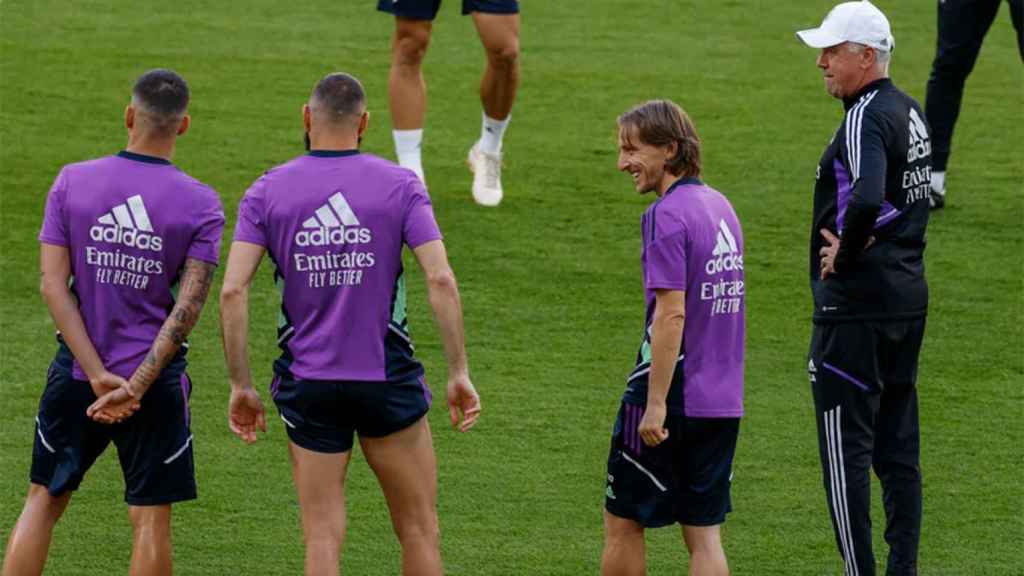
[618,100,702,179]
[310,73,366,126]
[132,69,189,135]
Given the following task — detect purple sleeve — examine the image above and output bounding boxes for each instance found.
[232,181,268,247]
[186,188,225,265]
[38,169,69,246]
[644,231,688,291]
[402,179,442,249]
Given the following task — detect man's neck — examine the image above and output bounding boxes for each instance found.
[308,132,359,151]
[125,135,175,161]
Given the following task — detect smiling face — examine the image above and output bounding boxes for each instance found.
[617,125,676,196]
[816,42,873,99]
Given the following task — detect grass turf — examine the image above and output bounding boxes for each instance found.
[1,0,1021,573]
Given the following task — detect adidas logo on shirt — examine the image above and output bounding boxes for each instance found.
[294,191,372,247]
[89,195,163,251]
[705,219,743,275]
[907,108,931,163]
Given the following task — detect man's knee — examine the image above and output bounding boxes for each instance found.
[604,510,644,544]
[26,484,70,524]
[682,524,723,555]
[484,39,519,70]
[393,21,432,67]
[128,505,171,535]
[392,510,439,547]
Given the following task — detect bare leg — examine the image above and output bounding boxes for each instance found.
[601,510,645,576]
[388,17,432,130]
[2,484,71,576]
[360,417,441,576]
[127,505,173,576]
[682,524,729,576]
[472,12,520,121]
[289,442,352,576]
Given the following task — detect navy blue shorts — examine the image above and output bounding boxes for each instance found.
[377,0,519,20]
[605,398,739,528]
[271,373,432,453]
[30,344,196,506]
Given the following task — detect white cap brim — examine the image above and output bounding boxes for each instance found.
[796,27,845,48]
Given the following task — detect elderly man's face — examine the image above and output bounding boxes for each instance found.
[816,43,868,99]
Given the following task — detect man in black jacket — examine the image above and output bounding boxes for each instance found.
[797,2,931,575]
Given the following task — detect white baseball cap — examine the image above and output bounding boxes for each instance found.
[796,1,895,53]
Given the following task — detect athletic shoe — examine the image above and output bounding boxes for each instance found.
[468,142,503,207]
[929,185,946,210]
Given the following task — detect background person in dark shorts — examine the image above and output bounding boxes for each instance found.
[219,72,480,576]
[378,0,519,206]
[924,0,1022,208]
[602,100,745,576]
[797,2,931,574]
[3,69,224,576]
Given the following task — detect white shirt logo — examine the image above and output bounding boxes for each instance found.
[907,108,931,162]
[294,191,371,246]
[706,219,743,275]
[89,194,163,251]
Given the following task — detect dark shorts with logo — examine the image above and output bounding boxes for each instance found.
[605,380,739,527]
[30,343,196,506]
[377,0,519,20]
[271,372,432,453]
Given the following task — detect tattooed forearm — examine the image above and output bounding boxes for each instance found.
[128,258,216,396]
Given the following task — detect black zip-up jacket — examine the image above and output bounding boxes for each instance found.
[810,78,931,323]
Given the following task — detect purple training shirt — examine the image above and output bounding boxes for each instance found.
[233,150,441,382]
[38,151,224,381]
[638,177,745,418]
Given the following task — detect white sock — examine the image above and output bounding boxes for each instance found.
[393,129,425,182]
[930,170,946,195]
[479,112,510,155]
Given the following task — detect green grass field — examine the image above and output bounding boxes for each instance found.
[2,1,1022,574]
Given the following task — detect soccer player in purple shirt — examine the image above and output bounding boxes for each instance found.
[219,72,480,576]
[3,70,224,576]
[602,101,744,576]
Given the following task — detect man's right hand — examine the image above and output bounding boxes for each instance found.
[447,374,481,432]
[228,386,267,444]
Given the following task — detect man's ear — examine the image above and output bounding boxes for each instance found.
[357,110,370,138]
[125,104,135,131]
[303,104,312,133]
[176,114,191,136]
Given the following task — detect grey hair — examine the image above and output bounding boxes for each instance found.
[847,42,891,70]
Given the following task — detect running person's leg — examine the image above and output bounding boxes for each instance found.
[290,442,353,576]
[380,0,440,183]
[360,416,442,576]
[466,2,520,205]
[924,0,1002,207]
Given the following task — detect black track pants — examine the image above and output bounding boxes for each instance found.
[809,319,925,576]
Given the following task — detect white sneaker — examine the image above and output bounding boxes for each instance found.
[468,142,503,206]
